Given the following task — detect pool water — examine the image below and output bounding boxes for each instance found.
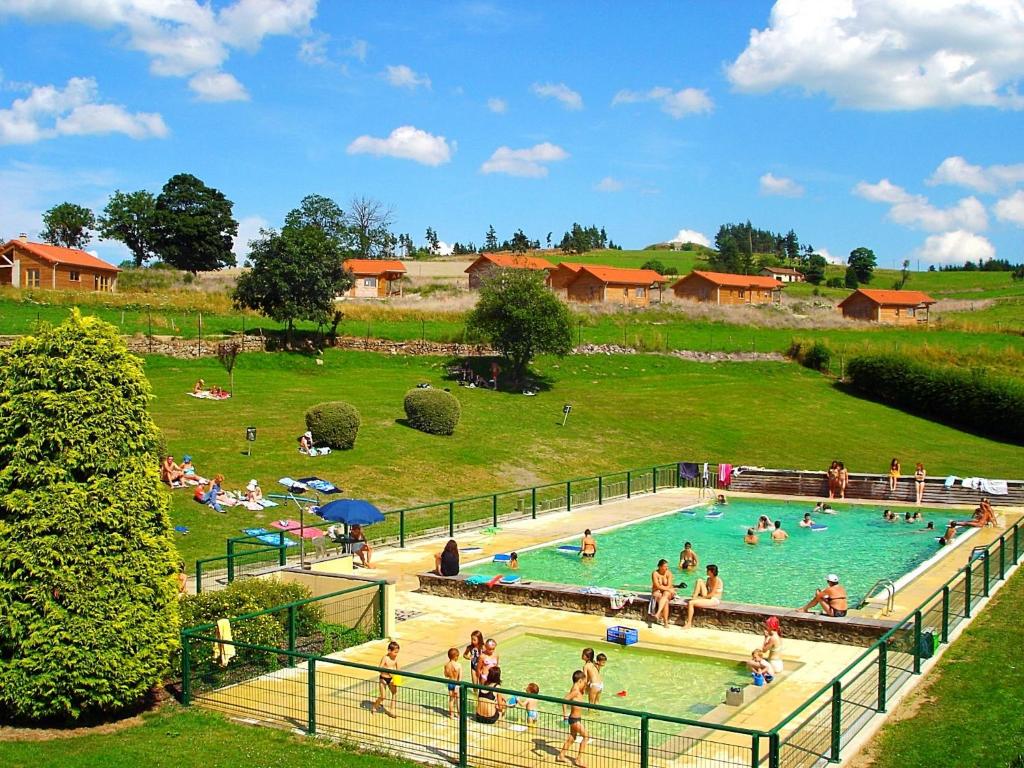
[463,499,949,607]
[420,632,748,725]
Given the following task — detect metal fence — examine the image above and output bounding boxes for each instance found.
[196,461,715,591]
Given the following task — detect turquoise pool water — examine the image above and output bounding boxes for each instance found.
[419,632,747,725]
[463,499,949,607]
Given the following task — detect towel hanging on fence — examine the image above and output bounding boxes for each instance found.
[702,463,710,485]
[678,462,699,481]
[718,464,733,488]
[214,618,236,667]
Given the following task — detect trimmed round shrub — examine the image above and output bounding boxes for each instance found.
[0,311,180,721]
[802,341,832,372]
[404,388,462,435]
[305,401,360,449]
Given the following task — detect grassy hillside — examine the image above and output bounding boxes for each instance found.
[556,247,709,273]
[147,350,1024,563]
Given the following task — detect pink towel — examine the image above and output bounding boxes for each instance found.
[718,464,733,488]
[270,519,325,539]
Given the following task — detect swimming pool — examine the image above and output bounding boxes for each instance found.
[462,499,952,607]
[416,630,748,726]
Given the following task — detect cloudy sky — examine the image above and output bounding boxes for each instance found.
[2,0,1023,268]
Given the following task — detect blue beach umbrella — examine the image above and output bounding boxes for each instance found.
[316,498,386,526]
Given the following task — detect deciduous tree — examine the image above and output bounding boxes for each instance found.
[848,247,877,284]
[40,202,95,249]
[346,196,395,259]
[154,173,238,272]
[98,190,157,267]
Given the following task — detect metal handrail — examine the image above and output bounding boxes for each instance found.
[857,578,895,614]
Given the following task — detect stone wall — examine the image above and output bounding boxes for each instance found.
[417,573,898,646]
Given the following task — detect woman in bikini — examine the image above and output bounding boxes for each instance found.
[684,564,723,628]
[581,648,603,704]
[827,461,839,499]
[761,616,784,674]
[914,463,926,505]
[888,458,900,494]
[474,666,506,724]
[837,462,849,499]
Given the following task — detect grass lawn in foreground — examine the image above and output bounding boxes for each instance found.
[146,350,1024,563]
[0,706,418,768]
[853,567,1024,768]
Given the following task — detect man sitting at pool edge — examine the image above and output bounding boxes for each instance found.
[801,574,848,617]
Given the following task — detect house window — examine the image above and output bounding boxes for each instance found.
[26,268,40,288]
[69,270,80,282]
[363,277,377,287]
[635,287,645,298]
[739,289,746,299]
[94,274,110,291]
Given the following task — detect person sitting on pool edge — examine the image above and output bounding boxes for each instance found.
[580,529,597,559]
[650,559,676,627]
[434,539,460,576]
[801,574,848,617]
[683,564,723,629]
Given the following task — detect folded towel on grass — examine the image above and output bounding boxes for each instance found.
[174,525,190,534]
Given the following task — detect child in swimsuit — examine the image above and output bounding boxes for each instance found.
[444,647,461,719]
[589,653,607,705]
[522,683,540,726]
[558,671,589,766]
[509,552,519,570]
[477,639,499,683]
[372,641,400,716]
[463,630,484,684]
[747,649,775,684]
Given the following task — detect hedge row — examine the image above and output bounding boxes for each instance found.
[845,354,1024,444]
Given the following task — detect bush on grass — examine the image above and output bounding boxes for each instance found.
[305,401,361,449]
[788,339,832,373]
[846,354,1024,444]
[404,388,462,435]
[0,311,180,721]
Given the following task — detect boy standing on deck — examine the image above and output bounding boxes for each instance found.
[557,670,589,767]
[444,647,461,719]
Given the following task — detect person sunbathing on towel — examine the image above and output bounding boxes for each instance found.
[192,378,206,394]
[954,506,996,528]
[245,479,263,503]
[161,455,184,487]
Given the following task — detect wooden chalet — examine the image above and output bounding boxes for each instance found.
[342,259,406,298]
[0,235,119,292]
[672,270,782,305]
[837,289,936,325]
[464,252,556,289]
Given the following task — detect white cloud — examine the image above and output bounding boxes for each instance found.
[486,97,507,114]
[0,0,314,95]
[727,0,1024,110]
[431,240,454,256]
[994,190,1024,226]
[759,172,804,197]
[188,71,249,101]
[346,38,369,62]
[594,176,623,192]
[346,125,453,166]
[385,64,431,90]
[854,179,988,231]
[612,87,713,118]
[0,77,167,144]
[234,214,270,262]
[298,33,330,66]
[927,155,1024,194]
[480,142,569,178]
[668,229,711,248]
[817,247,844,265]
[916,230,996,265]
[531,82,583,110]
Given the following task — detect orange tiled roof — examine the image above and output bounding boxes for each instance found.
[466,252,556,272]
[3,240,120,272]
[554,261,585,272]
[679,270,782,289]
[838,289,936,308]
[343,259,407,275]
[576,265,666,285]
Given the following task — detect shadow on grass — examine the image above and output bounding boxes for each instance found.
[442,355,555,394]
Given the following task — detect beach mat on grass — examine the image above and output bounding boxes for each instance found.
[270,519,326,539]
[296,477,342,494]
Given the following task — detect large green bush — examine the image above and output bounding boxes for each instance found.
[305,401,360,449]
[0,311,180,721]
[404,388,462,435]
[846,354,1024,444]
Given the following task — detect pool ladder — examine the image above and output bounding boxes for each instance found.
[857,578,896,615]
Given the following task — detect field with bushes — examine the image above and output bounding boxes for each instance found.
[147,349,1024,564]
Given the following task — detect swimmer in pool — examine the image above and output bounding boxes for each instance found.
[800,513,814,528]
[744,528,759,545]
[754,515,771,532]
[679,541,699,572]
[581,529,597,559]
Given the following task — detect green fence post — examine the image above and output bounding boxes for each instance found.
[492,494,498,527]
[400,510,406,549]
[598,476,603,505]
[941,585,950,643]
[913,611,923,674]
[652,467,658,494]
[226,540,235,583]
[627,471,632,499]
[377,582,386,639]
[877,642,887,712]
[288,605,297,653]
[750,732,760,768]
[830,680,842,762]
[566,481,572,512]
[998,535,1006,580]
[531,487,537,519]
[1014,522,1020,564]
[458,685,469,767]
[195,560,203,595]
[640,715,650,768]
[449,501,455,538]
[278,532,287,566]
[307,657,316,734]
[768,732,780,768]
[181,631,192,706]
[964,564,973,618]
[982,551,991,598]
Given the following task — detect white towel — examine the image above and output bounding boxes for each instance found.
[944,475,957,488]
[962,477,981,490]
[980,479,1009,495]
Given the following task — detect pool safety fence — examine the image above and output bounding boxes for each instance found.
[181,518,1023,767]
[196,461,715,592]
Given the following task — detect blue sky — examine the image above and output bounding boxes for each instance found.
[2,0,1023,269]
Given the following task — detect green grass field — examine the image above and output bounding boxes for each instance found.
[0,706,418,768]
[148,350,1024,564]
[855,568,1024,768]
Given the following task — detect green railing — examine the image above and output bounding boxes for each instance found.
[769,517,1023,767]
[196,461,714,590]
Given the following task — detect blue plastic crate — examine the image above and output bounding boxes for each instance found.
[606,626,638,645]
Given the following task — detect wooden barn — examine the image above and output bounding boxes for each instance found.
[464,252,555,289]
[564,265,666,306]
[837,288,936,325]
[0,236,119,292]
[671,270,782,305]
[548,261,585,296]
[342,259,406,298]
